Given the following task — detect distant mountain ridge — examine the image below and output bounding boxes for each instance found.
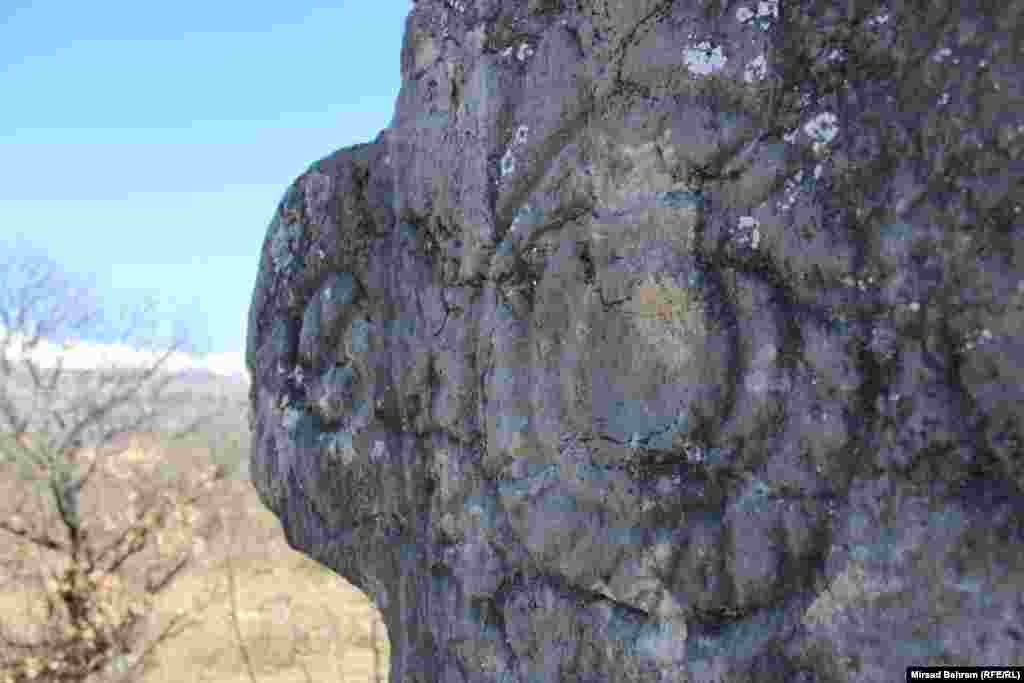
[0,326,249,383]
[2,331,251,448]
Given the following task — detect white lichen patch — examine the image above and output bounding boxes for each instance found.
[840,274,875,292]
[514,124,529,145]
[777,170,805,211]
[743,54,767,83]
[500,124,530,179]
[757,0,778,20]
[734,215,761,249]
[500,148,516,178]
[804,112,839,155]
[684,41,727,76]
[736,1,778,28]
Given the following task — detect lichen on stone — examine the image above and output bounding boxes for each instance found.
[246,1,1024,680]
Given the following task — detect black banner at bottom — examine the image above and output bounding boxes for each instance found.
[907,668,1023,681]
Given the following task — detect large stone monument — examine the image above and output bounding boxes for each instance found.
[246,1,1024,680]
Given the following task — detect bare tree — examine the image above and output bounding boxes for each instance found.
[0,239,227,682]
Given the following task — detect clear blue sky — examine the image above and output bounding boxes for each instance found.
[1,1,411,357]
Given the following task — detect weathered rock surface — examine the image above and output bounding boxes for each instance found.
[246,1,1024,680]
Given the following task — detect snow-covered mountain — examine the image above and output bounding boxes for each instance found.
[0,327,249,383]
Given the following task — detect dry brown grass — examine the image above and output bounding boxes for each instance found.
[0,434,390,683]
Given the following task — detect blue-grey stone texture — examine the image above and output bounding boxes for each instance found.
[246,1,1024,681]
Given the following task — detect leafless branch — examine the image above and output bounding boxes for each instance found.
[0,239,230,682]
[0,518,65,553]
[144,553,191,596]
